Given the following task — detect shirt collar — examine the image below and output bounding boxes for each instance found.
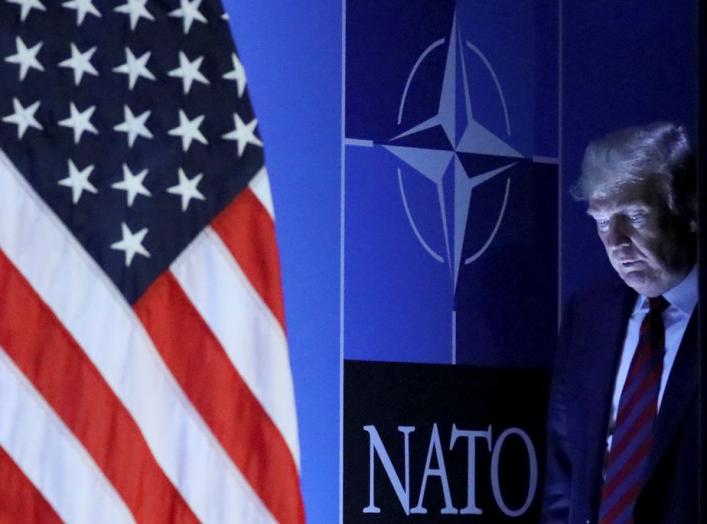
[637,264,698,315]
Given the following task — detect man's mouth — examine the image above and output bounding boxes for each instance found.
[615,258,646,272]
[614,252,641,264]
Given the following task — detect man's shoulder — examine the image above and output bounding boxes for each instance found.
[559,276,637,347]
[568,275,635,311]
[556,277,636,381]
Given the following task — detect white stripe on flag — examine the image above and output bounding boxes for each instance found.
[0,347,134,524]
[0,150,276,523]
[248,167,275,219]
[171,225,300,467]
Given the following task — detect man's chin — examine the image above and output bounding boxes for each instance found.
[619,270,670,297]
[619,270,656,295]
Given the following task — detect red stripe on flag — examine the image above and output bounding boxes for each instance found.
[211,188,287,329]
[0,252,199,524]
[0,446,62,524]
[135,272,305,524]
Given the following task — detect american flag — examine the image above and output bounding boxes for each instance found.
[0,0,304,522]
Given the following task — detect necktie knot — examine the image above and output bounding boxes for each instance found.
[648,295,669,314]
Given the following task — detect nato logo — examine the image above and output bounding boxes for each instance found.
[344,1,558,367]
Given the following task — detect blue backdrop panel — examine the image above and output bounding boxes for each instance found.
[345,146,454,363]
[224,3,341,522]
[221,0,698,521]
[344,0,558,366]
[455,161,557,368]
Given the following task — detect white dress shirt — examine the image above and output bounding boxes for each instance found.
[605,265,698,452]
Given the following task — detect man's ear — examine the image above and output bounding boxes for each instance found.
[689,219,698,233]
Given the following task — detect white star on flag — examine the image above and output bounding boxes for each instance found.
[223,53,246,97]
[114,0,154,31]
[113,105,153,147]
[168,110,208,152]
[113,48,156,90]
[58,159,97,204]
[169,0,207,35]
[59,102,98,144]
[2,98,42,139]
[110,222,150,267]
[58,43,98,85]
[222,113,262,156]
[168,51,210,94]
[5,36,44,81]
[5,0,46,21]
[62,0,101,26]
[111,164,151,207]
[167,168,205,211]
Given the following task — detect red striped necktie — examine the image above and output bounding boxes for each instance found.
[598,295,669,524]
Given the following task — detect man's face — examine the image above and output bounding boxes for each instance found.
[587,177,694,297]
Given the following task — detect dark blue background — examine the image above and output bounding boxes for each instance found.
[560,0,698,305]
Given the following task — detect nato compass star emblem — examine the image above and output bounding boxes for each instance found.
[346,13,538,293]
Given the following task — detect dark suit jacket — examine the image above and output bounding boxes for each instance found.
[541,279,699,524]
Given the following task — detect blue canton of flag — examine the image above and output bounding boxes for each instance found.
[0,0,261,302]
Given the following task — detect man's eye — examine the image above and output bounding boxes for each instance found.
[596,219,609,231]
[629,213,645,224]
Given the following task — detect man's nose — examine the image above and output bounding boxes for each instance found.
[604,218,630,247]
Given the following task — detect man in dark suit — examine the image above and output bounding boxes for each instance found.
[542,122,698,524]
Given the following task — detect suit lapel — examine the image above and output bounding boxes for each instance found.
[583,286,636,507]
[646,311,699,475]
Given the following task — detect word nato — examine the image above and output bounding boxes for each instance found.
[363,424,538,517]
